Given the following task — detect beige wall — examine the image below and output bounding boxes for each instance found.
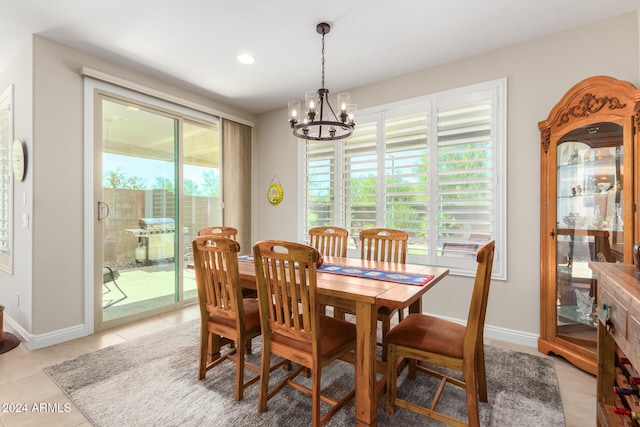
[255,12,640,342]
[0,37,34,332]
[0,35,256,345]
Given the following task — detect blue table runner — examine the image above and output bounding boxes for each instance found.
[238,255,434,287]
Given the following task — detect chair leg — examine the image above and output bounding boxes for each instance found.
[408,358,417,380]
[198,326,209,380]
[464,361,480,427]
[385,344,397,414]
[236,338,246,401]
[258,341,271,413]
[334,308,346,321]
[312,364,321,426]
[476,344,488,402]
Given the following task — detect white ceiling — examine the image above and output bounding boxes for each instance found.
[1,0,639,115]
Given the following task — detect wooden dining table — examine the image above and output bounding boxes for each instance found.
[237,255,449,427]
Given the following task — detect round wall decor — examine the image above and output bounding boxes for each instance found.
[268,182,283,205]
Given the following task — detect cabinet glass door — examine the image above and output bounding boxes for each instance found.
[555,122,624,349]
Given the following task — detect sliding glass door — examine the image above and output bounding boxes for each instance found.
[182,119,222,299]
[95,91,221,328]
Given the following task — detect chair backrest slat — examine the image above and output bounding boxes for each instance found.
[309,226,349,258]
[359,228,408,264]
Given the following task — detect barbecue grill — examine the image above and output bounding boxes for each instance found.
[129,218,176,261]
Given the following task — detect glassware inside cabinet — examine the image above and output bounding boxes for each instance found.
[555,122,624,344]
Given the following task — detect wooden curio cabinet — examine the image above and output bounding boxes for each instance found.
[538,76,640,374]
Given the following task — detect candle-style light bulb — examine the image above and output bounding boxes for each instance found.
[288,100,300,127]
[309,101,315,112]
[341,103,346,112]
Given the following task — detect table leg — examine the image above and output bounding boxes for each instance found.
[408,296,422,314]
[355,300,377,427]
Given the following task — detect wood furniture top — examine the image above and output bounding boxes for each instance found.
[590,262,640,367]
[590,262,640,426]
[237,254,449,427]
[238,255,448,310]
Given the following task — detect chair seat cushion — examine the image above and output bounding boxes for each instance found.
[273,315,356,356]
[384,313,464,359]
[209,298,261,331]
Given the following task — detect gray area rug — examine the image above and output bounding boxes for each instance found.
[44,320,565,426]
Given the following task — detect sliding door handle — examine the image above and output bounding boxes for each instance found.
[97,201,110,220]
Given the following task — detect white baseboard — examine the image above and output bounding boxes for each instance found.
[483,323,539,348]
[5,314,90,350]
[6,310,539,351]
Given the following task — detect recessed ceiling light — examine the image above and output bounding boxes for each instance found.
[237,54,255,64]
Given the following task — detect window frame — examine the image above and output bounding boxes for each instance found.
[298,78,507,279]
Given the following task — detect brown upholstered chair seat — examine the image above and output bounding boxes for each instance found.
[384,313,465,359]
[209,298,261,331]
[272,315,356,356]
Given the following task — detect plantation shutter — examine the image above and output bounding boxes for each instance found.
[436,98,493,266]
[384,111,429,256]
[305,140,337,230]
[343,120,378,238]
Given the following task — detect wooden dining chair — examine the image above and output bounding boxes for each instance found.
[308,226,349,257]
[384,240,495,427]
[192,236,287,401]
[343,228,409,360]
[196,225,253,351]
[253,240,357,426]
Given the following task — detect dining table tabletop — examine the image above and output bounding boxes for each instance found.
[237,255,449,427]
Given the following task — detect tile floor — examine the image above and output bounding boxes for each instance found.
[0,305,595,426]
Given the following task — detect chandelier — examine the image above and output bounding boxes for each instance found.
[288,22,356,141]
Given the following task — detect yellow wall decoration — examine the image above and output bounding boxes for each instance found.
[268,176,283,205]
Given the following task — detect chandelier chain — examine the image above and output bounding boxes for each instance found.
[321,32,325,88]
